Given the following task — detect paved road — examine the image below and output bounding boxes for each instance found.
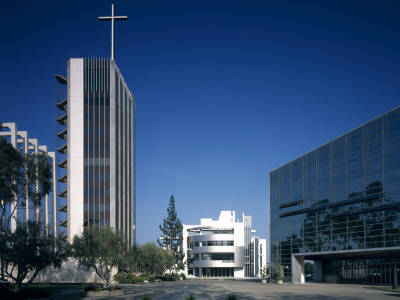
[50,280,400,300]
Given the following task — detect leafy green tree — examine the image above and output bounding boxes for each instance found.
[269,262,284,281]
[124,244,140,273]
[2,221,66,293]
[0,138,52,225]
[137,242,175,276]
[71,225,127,288]
[0,137,60,292]
[158,195,184,271]
[155,246,176,275]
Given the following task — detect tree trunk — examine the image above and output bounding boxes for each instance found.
[15,278,22,294]
[103,273,110,289]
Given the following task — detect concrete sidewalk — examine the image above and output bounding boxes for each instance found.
[50,280,400,300]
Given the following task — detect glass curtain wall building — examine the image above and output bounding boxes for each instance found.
[270,106,400,285]
[56,58,136,245]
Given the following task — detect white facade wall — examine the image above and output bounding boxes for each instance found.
[67,58,84,242]
[182,211,265,278]
[252,236,267,277]
[259,238,267,275]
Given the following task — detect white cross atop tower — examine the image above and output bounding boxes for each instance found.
[99,4,128,60]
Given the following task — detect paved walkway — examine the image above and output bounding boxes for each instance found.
[49,280,400,300]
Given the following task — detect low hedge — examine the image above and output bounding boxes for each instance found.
[114,273,155,284]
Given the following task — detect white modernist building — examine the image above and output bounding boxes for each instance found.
[55,58,136,245]
[182,211,266,278]
[0,122,57,235]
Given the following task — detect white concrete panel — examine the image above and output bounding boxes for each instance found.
[234,223,244,246]
[67,58,84,243]
[234,268,245,277]
[69,109,83,126]
[292,255,305,284]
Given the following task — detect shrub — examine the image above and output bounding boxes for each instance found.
[126,273,136,283]
[109,285,122,291]
[167,273,180,281]
[141,296,153,300]
[141,273,150,279]
[227,295,237,300]
[84,284,101,292]
[115,272,147,284]
[185,295,196,300]
[148,277,156,282]
[114,273,125,283]
[180,272,187,280]
[268,262,284,281]
[134,277,145,284]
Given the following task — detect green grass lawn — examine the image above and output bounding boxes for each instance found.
[364,286,400,293]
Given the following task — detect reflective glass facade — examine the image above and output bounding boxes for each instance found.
[270,107,400,284]
[83,58,136,245]
[84,58,111,227]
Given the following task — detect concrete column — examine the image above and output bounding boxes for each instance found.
[0,123,18,231]
[29,139,39,222]
[314,260,323,283]
[17,131,29,223]
[39,146,48,230]
[68,58,84,243]
[48,152,57,238]
[292,255,305,284]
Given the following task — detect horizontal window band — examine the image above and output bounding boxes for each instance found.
[331,201,400,218]
[279,199,304,209]
[279,192,383,218]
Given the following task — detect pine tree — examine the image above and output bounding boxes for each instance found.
[158,195,185,271]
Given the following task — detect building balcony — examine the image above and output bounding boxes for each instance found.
[57,173,67,183]
[56,128,67,140]
[57,158,67,169]
[58,204,67,213]
[191,246,238,254]
[58,188,67,198]
[188,234,235,243]
[192,259,242,268]
[58,219,67,227]
[56,113,67,126]
[56,143,67,155]
[56,98,67,111]
[55,75,67,85]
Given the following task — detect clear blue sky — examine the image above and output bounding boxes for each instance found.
[1,0,400,261]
